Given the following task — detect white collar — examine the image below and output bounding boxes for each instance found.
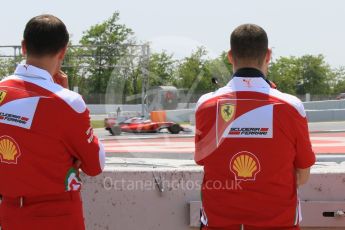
[14,64,54,83]
[226,76,270,90]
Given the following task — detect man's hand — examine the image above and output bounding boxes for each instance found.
[74,159,82,170]
[53,70,69,89]
[296,167,311,186]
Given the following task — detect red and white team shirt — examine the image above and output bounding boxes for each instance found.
[0,64,105,197]
[195,68,315,229]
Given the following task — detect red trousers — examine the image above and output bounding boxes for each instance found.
[202,226,300,230]
[0,192,85,230]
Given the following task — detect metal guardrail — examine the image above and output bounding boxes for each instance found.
[316,155,345,163]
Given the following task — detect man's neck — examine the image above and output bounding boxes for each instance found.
[233,61,267,76]
[234,66,266,76]
[26,57,58,77]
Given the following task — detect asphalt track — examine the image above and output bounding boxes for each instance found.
[95,121,345,160]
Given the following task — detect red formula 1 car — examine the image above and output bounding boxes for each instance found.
[104,117,191,135]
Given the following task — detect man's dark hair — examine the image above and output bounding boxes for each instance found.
[24,14,69,57]
[230,24,268,64]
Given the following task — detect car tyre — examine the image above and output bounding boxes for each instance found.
[111,126,122,136]
[168,124,181,134]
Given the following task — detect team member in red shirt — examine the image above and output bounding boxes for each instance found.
[195,24,315,230]
[0,15,105,230]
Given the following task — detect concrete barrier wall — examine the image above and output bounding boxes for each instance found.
[306,109,345,122]
[81,165,202,230]
[81,160,345,230]
[177,103,197,109]
[87,104,142,115]
[303,100,345,110]
[88,104,197,115]
[166,109,195,123]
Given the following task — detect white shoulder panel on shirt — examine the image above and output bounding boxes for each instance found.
[1,76,87,114]
[196,92,213,111]
[55,88,87,114]
[196,86,234,111]
[268,89,306,117]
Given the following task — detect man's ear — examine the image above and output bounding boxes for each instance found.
[228,50,234,65]
[265,48,272,64]
[21,40,27,56]
[57,46,68,61]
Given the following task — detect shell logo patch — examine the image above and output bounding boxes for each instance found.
[221,103,235,122]
[230,151,261,181]
[0,90,7,104]
[0,135,21,164]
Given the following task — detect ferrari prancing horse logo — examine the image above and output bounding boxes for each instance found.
[221,103,235,122]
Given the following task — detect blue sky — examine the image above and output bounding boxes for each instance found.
[1,0,345,67]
